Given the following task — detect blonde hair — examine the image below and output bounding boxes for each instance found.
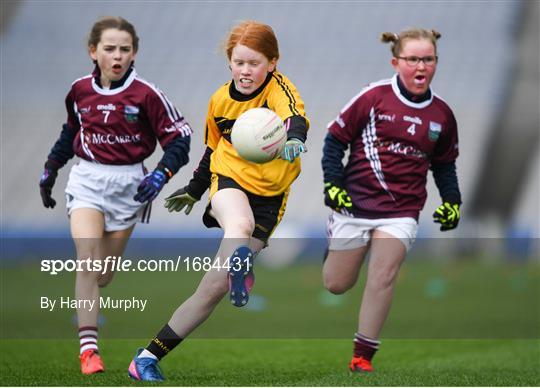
[380,28,441,57]
[223,20,279,62]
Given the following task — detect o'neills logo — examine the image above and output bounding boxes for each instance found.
[91,133,141,145]
[403,115,422,125]
[262,124,282,141]
[97,103,116,111]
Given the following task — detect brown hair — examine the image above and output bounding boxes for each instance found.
[223,20,279,62]
[380,28,441,57]
[87,16,139,52]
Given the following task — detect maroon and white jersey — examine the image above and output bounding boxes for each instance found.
[328,74,459,220]
[66,68,191,165]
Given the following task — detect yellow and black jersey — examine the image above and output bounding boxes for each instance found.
[203,71,309,197]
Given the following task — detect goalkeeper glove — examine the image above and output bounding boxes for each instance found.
[281,138,307,163]
[134,168,169,203]
[39,161,59,209]
[164,187,198,215]
[432,201,460,231]
[324,182,353,211]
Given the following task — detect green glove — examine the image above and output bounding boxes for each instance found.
[164,187,198,215]
[324,182,353,211]
[432,202,460,231]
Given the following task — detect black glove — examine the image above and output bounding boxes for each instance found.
[164,187,199,215]
[324,182,353,212]
[432,201,460,231]
[39,161,59,208]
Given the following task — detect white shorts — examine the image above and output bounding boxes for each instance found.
[327,211,418,251]
[65,159,150,232]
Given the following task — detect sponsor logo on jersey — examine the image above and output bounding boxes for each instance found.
[124,105,139,123]
[403,115,422,125]
[79,106,91,114]
[97,103,116,111]
[374,139,428,159]
[215,117,236,134]
[378,113,395,122]
[91,133,141,145]
[429,121,442,141]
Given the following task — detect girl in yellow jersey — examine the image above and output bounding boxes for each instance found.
[128,21,308,381]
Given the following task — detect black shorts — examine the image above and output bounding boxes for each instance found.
[203,174,289,241]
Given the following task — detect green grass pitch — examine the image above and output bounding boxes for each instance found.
[1,259,539,385]
[1,339,538,385]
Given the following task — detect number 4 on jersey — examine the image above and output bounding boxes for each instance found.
[406,123,416,135]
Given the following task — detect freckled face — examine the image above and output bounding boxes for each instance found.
[230,44,276,95]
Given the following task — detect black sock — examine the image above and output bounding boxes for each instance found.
[146,324,183,360]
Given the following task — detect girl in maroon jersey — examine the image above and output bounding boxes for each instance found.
[322,28,461,372]
[38,16,191,375]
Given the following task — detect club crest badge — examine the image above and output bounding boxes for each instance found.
[429,121,442,141]
[124,105,139,123]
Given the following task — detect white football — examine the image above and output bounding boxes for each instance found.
[231,108,287,164]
